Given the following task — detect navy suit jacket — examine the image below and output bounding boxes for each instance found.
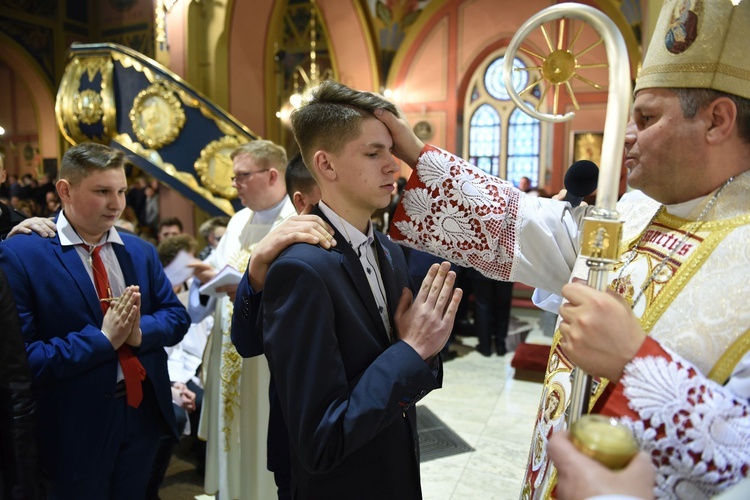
[261,207,441,500]
[232,271,292,475]
[232,271,263,358]
[0,230,190,482]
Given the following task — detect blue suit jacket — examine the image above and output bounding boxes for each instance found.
[261,207,441,500]
[0,230,190,482]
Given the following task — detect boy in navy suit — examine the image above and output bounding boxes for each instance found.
[259,81,462,499]
[0,142,190,499]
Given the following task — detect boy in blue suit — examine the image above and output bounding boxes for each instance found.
[260,81,463,499]
[0,142,190,499]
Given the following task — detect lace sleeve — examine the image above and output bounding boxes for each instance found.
[391,146,521,280]
[390,146,579,290]
[621,348,750,499]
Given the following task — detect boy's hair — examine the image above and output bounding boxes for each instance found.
[158,217,184,232]
[60,142,128,185]
[198,216,230,240]
[157,234,197,267]
[290,80,400,176]
[230,140,288,175]
[284,152,318,202]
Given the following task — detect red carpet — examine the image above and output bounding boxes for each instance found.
[511,342,551,383]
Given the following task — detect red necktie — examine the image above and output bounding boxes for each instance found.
[87,244,146,408]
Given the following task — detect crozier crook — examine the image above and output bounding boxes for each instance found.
[502,3,631,426]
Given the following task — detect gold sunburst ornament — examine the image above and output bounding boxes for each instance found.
[513,19,607,116]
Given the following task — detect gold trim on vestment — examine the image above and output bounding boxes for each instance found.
[637,211,748,334]
[530,210,750,499]
[709,328,750,385]
[220,248,252,451]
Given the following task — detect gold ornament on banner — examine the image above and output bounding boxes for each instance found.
[73,89,105,126]
[129,81,186,149]
[194,135,248,199]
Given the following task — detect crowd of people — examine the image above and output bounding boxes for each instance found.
[0,171,60,220]
[1,1,750,499]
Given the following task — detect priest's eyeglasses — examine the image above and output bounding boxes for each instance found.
[231,169,270,183]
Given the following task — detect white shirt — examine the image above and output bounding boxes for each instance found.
[319,201,391,338]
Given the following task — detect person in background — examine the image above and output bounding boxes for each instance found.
[0,154,28,239]
[0,265,39,499]
[231,151,324,499]
[189,140,295,499]
[284,152,321,214]
[44,190,61,219]
[126,176,147,226]
[466,267,514,357]
[147,234,209,499]
[143,180,160,235]
[157,216,183,244]
[0,142,190,498]
[197,216,229,260]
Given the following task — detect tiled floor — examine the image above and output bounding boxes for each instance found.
[420,309,549,500]
[162,308,551,500]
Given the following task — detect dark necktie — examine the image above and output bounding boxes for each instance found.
[87,244,146,408]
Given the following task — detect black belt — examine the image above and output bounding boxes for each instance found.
[114,380,126,398]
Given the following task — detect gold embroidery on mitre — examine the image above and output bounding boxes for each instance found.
[635,0,750,101]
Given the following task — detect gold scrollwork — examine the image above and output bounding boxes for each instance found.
[581,218,623,263]
[110,49,258,141]
[194,136,248,199]
[56,55,116,145]
[129,82,186,149]
[73,89,104,125]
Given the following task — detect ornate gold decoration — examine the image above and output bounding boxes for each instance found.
[114,133,235,216]
[194,136,248,199]
[413,120,433,141]
[129,82,186,149]
[544,383,565,422]
[581,218,622,263]
[73,89,104,125]
[110,50,257,140]
[515,19,607,116]
[56,56,116,145]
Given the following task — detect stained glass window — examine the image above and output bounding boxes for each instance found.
[485,56,527,101]
[464,52,542,187]
[469,104,501,176]
[507,107,540,186]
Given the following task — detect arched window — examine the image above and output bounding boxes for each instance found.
[463,51,544,187]
[469,104,500,175]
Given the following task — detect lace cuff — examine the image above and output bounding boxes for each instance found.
[621,341,750,499]
[390,145,520,281]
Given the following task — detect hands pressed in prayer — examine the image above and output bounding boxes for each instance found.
[101,285,141,349]
[395,262,463,361]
